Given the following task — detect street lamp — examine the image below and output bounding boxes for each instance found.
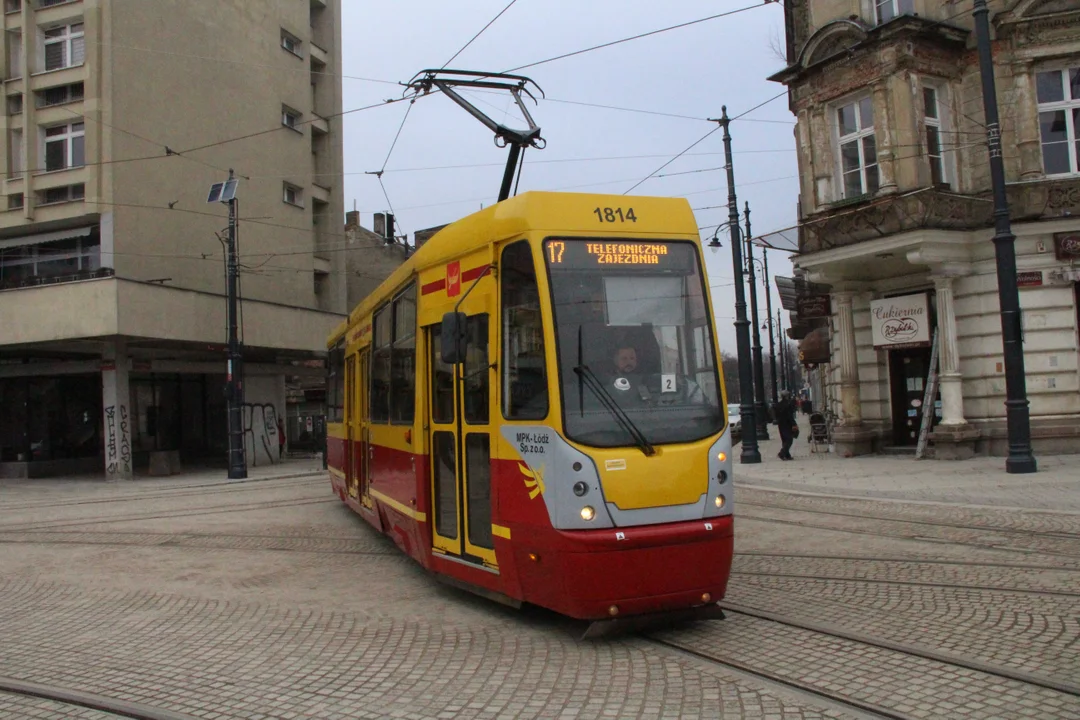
[761,249,779,406]
[743,203,769,439]
[207,171,247,480]
[712,107,760,464]
[972,0,1036,474]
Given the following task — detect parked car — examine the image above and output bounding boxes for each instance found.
[728,404,742,444]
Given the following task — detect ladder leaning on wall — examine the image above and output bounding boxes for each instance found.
[915,328,940,460]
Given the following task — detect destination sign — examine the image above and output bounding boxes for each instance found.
[545,239,689,269]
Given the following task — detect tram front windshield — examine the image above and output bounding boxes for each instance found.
[544,238,724,448]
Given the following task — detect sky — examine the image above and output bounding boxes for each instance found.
[339,0,801,352]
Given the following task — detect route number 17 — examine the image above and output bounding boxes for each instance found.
[594,207,637,223]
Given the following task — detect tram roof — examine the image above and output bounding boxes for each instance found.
[330,191,699,344]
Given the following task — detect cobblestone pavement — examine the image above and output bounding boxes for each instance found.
[1,472,1078,718]
[736,419,1080,511]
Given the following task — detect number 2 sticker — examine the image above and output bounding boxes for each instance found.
[662,374,676,393]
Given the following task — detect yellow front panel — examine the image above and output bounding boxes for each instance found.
[589,440,711,510]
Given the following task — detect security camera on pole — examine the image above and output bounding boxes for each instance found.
[207,170,248,480]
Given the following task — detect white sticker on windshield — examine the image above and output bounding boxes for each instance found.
[661,374,677,393]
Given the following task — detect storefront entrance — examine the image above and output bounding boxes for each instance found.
[888,346,938,446]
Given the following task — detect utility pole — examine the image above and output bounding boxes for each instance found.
[763,248,779,406]
[208,171,247,480]
[744,203,769,438]
[972,0,1036,474]
[711,107,760,463]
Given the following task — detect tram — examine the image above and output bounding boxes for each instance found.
[326,190,734,632]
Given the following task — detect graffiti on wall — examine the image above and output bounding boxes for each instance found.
[242,403,280,466]
[104,404,132,476]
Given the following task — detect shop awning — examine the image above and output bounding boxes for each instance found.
[0,226,95,251]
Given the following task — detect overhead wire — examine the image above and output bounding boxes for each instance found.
[504,3,775,73]
[442,0,520,68]
[621,90,789,196]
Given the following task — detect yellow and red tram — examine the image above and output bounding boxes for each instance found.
[326,191,734,628]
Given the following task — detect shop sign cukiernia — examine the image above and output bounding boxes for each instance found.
[870,293,931,349]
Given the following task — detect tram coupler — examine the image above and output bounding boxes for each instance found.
[581,603,726,641]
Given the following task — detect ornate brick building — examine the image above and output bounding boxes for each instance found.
[771,0,1080,457]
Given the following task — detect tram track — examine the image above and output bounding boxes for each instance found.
[0,475,327,513]
[736,550,1080,572]
[0,677,195,720]
[739,498,1080,540]
[644,595,1080,720]
[0,495,336,533]
[730,569,1080,597]
[737,507,1080,561]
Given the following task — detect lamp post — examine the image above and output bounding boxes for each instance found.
[972,0,1036,474]
[743,203,770,439]
[710,107,759,463]
[762,248,779,406]
[777,309,787,393]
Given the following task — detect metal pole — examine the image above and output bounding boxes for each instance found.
[972,0,1036,474]
[763,248,779,406]
[225,169,248,480]
[744,203,769,439]
[777,309,787,393]
[715,108,760,463]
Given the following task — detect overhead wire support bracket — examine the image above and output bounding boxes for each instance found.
[405,69,546,202]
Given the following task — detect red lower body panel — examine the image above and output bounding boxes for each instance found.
[511,516,734,620]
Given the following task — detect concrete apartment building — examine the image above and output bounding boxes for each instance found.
[771,0,1080,458]
[0,0,349,478]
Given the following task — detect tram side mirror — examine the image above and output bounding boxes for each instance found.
[441,311,468,365]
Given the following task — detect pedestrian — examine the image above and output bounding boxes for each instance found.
[277,417,286,461]
[775,390,797,461]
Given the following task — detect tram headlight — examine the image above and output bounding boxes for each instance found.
[573,481,589,497]
[717,470,728,483]
[580,505,596,521]
[717,451,727,462]
[714,495,726,509]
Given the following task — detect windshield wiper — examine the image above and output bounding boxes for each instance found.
[573,328,656,456]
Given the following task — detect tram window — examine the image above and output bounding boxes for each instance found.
[464,314,489,425]
[432,431,458,539]
[500,241,548,420]
[327,340,345,422]
[371,305,392,423]
[466,433,493,550]
[429,326,454,425]
[390,284,417,424]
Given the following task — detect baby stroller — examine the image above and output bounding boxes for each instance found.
[808,412,829,454]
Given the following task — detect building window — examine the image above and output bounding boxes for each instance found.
[1037,67,1080,176]
[923,86,950,187]
[38,0,76,7]
[36,82,83,108]
[281,105,301,130]
[836,96,878,199]
[283,182,303,207]
[7,94,22,115]
[10,129,23,175]
[8,192,23,210]
[0,233,99,287]
[43,23,85,72]
[875,0,913,23]
[44,121,84,171]
[38,183,84,204]
[5,0,21,13]
[8,32,22,79]
[281,30,302,58]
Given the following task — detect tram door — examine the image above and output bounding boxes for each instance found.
[356,350,373,508]
[345,354,359,501]
[428,281,497,567]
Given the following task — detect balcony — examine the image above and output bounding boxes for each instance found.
[309,112,329,135]
[309,41,328,67]
[310,183,330,205]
